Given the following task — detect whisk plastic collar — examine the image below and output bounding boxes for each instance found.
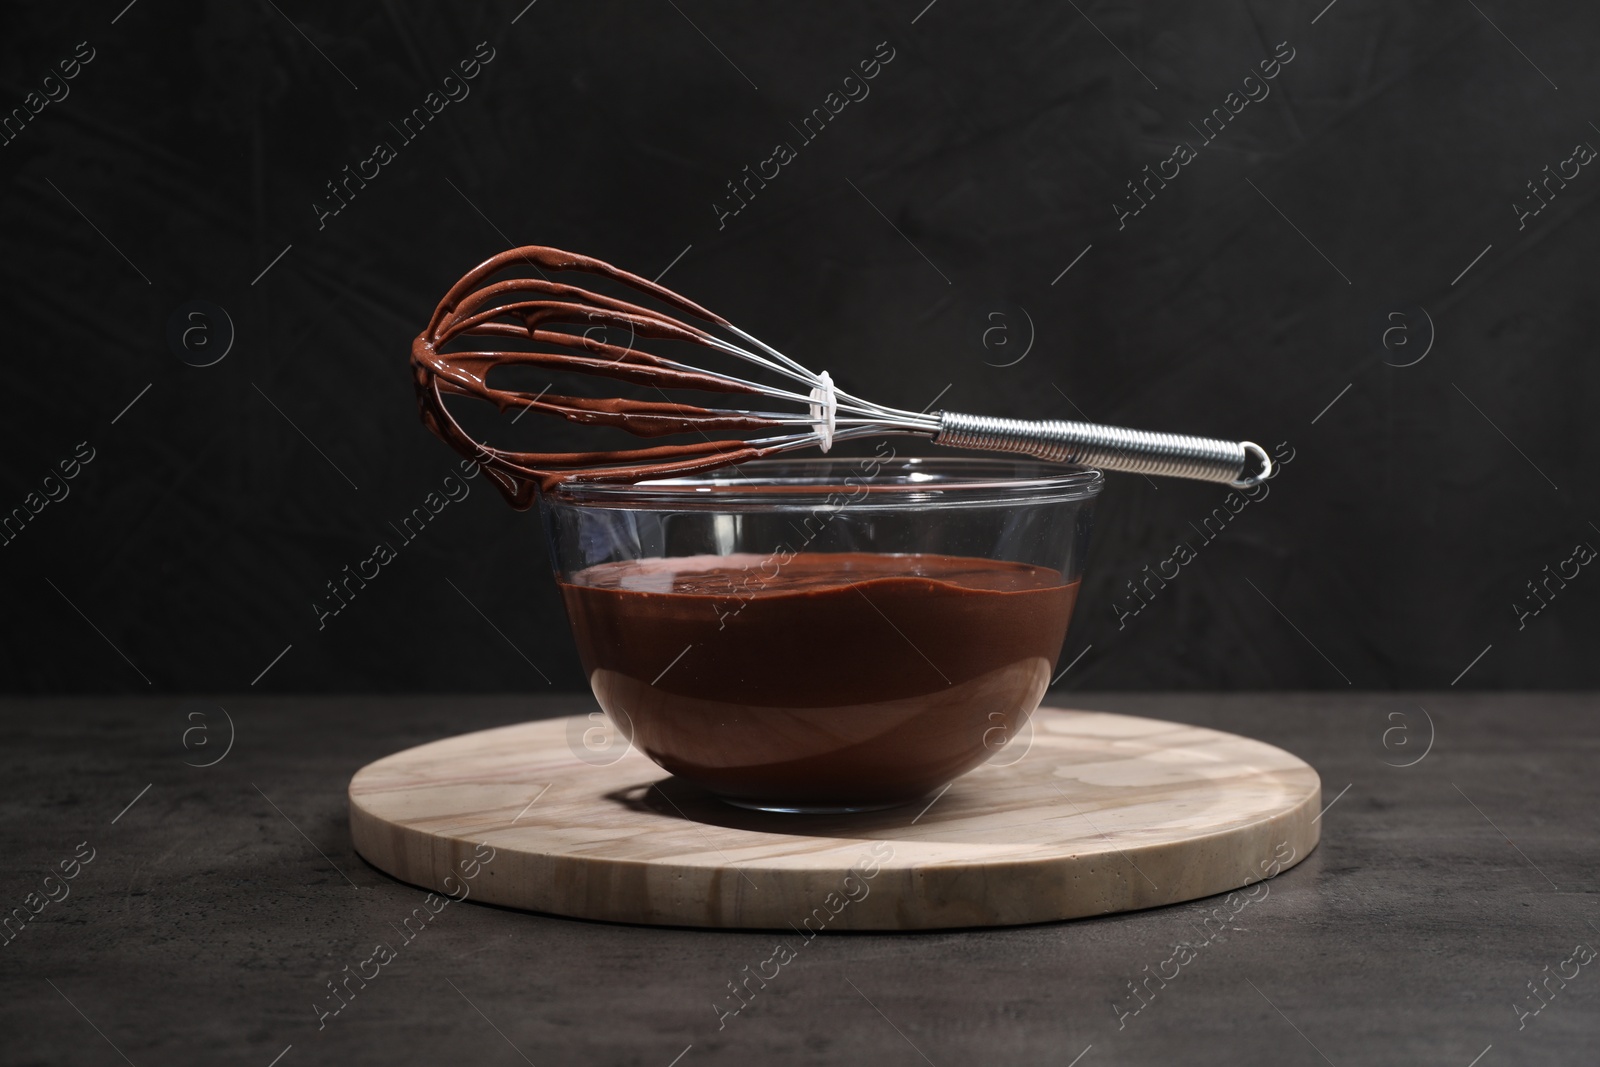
[808,371,837,452]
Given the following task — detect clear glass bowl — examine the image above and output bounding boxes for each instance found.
[541,455,1101,813]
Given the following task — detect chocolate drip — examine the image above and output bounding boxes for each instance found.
[413,245,795,506]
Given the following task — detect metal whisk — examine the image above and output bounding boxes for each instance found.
[412,245,1271,508]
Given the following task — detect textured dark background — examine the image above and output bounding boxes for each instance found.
[2,0,1597,693]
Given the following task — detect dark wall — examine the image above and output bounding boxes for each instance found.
[3,1,1596,693]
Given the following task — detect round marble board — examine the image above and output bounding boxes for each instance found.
[348,707,1320,930]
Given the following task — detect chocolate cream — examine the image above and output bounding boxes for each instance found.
[413,245,802,507]
[562,552,1079,808]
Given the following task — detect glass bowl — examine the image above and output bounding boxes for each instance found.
[540,454,1101,813]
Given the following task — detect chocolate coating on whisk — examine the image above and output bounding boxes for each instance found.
[412,245,815,508]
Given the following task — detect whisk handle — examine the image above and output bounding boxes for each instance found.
[934,411,1271,487]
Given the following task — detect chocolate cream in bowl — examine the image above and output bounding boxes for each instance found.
[561,551,1079,809]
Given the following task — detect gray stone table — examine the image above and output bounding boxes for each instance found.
[2,692,1595,1066]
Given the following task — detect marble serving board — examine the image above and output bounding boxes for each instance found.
[348,707,1320,930]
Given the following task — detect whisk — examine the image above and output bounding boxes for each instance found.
[412,245,1272,508]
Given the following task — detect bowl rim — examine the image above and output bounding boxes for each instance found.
[544,455,1104,510]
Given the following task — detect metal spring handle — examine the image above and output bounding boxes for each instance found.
[935,411,1271,487]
